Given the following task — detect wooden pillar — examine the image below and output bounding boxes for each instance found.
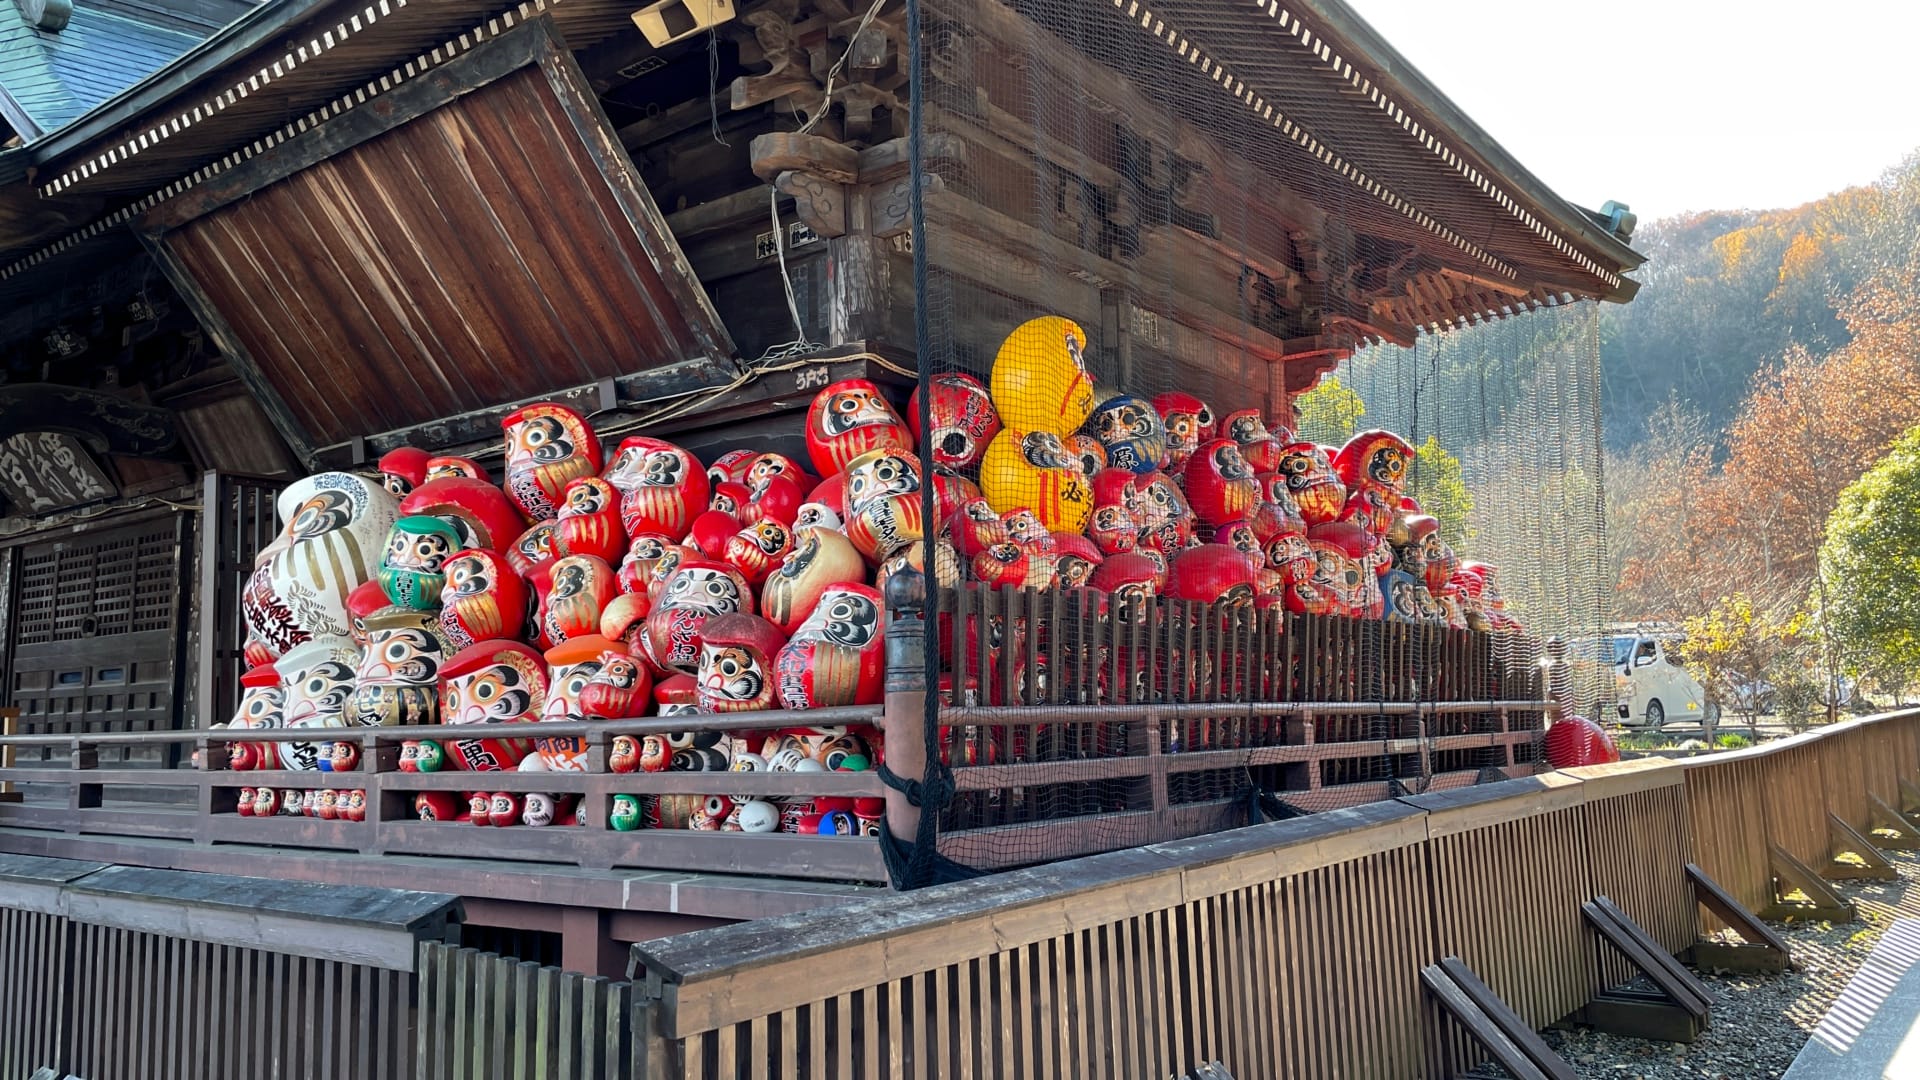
[0,708,17,802]
[560,906,629,980]
[881,568,930,863]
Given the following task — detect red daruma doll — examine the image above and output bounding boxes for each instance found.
[775,583,886,708]
[806,379,915,477]
[438,641,548,771]
[437,548,527,650]
[697,614,788,713]
[502,403,603,523]
[605,436,709,539]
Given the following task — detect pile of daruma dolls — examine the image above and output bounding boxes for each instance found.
[213,315,1516,833]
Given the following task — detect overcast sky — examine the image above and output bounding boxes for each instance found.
[1345,0,1920,221]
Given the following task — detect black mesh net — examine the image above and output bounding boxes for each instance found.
[896,0,1602,878]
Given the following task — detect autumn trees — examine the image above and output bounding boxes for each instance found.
[1607,152,1920,709]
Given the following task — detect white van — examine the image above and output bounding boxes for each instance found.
[1604,630,1713,728]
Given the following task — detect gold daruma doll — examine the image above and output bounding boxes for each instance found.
[989,316,1096,435]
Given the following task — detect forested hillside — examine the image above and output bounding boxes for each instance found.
[1600,154,1920,452]
[1602,152,1920,702]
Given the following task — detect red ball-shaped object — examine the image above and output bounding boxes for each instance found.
[1544,716,1621,768]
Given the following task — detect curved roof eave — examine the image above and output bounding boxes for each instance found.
[1289,0,1646,280]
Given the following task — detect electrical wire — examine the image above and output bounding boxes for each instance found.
[755,0,894,357]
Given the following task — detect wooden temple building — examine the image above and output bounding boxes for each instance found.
[0,0,1643,979]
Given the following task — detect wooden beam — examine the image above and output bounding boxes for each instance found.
[1419,963,1553,1080]
[1435,958,1577,1080]
[1826,813,1899,882]
[1868,793,1920,850]
[1764,845,1855,922]
[1685,862,1794,964]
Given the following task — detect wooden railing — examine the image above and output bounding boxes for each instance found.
[0,708,890,883]
[1683,708,1920,926]
[931,587,1551,870]
[628,757,1698,1079]
[4,709,1918,1078]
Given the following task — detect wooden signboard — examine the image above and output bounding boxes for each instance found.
[0,431,114,514]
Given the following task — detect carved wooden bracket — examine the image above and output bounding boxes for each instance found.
[774,171,847,238]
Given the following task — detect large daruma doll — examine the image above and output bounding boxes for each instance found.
[843,447,926,564]
[605,436,708,538]
[774,583,886,708]
[242,472,399,657]
[980,429,1092,535]
[439,641,548,771]
[438,548,528,650]
[806,378,915,477]
[989,316,1096,436]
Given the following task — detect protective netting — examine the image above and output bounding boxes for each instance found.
[902,0,1594,876]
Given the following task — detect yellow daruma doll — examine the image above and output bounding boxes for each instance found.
[989,317,1096,435]
[980,428,1093,535]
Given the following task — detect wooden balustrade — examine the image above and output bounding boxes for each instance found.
[5,707,1919,1078]
[1682,709,1920,927]
[0,708,890,882]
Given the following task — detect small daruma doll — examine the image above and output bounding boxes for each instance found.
[605,436,709,539]
[577,651,655,721]
[843,447,926,564]
[535,555,618,648]
[1183,439,1260,528]
[378,515,462,611]
[226,664,285,771]
[775,584,885,708]
[1277,443,1348,527]
[1152,392,1216,471]
[438,640,548,771]
[438,548,527,650]
[989,316,1096,436]
[502,402,603,523]
[556,476,626,565]
[806,378,914,477]
[697,614,788,713]
[910,372,1001,471]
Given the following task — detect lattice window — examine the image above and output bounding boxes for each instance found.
[13,523,180,644]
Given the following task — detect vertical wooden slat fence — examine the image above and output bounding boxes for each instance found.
[3,709,1919,1078]
[0,860,457,1080]
[1684,710,1920,930]
[1404,775,1597,1072]
[415,941,637,1080]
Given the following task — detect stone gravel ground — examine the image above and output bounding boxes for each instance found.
[1473,849,1920,1079]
